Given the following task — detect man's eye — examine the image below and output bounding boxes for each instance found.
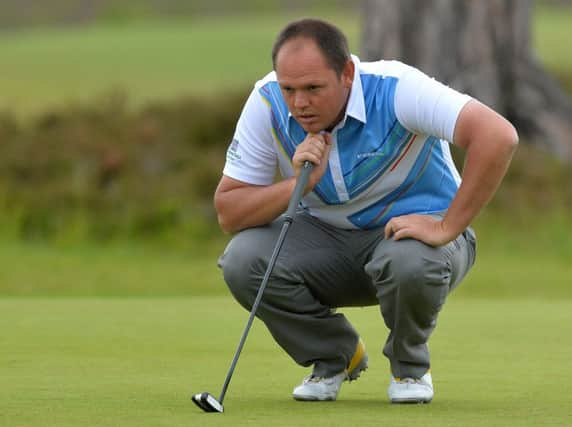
[309,86,320,92]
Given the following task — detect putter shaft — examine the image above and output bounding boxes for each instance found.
[217,161,313,405]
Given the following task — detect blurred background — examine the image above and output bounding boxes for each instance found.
[0,0,570,297]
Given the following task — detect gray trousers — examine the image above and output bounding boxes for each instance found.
[218,212,476,379]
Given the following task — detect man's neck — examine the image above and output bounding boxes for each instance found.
[325,90,351,132]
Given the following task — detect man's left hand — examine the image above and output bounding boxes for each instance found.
[384,214,457,247]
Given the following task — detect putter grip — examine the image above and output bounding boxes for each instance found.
[284,161,313,221]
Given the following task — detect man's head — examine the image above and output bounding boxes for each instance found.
[272,19,354,133]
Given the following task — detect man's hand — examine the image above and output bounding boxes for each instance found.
[292,132,332,193]
[384,214,456,247]
[213,132,332,233]
[384,100,518,248]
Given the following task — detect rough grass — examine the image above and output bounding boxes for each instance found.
[0,237,228,297]
[1,209,570,298]
[1,297,572,427]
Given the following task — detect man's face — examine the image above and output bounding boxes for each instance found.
[275,37,354,134]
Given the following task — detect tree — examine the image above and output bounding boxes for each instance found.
[361,0,572,159]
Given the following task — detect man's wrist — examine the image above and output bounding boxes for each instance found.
[440,216,469,243]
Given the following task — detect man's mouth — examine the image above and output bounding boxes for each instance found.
[297,114,317,124]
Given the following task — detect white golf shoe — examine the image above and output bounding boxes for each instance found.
[387,372,434,404]
[292,339,368,401]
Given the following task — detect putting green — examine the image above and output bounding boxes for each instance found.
[1,297,571,426]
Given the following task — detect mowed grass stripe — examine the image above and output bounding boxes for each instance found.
[1,297,571,427]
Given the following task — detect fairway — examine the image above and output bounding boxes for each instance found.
[0,5,570,116]
[2,297,572,426]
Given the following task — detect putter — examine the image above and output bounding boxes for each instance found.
[192,161,314,413]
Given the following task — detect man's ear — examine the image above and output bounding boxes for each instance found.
[342,60,355,88]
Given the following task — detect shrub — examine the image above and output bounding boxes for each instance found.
[1,89,570,243]
[0,90,248,241]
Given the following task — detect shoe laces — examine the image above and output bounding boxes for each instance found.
[395,377,420,384]
[304,374,340,385]
[304,375,326,383]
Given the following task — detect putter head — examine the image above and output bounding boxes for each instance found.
[192,392,224,413]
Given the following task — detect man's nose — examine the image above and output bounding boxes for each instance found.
[293,91,309,109]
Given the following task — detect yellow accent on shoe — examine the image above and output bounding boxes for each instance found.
[345,338,368,380]
[292,339,368,401]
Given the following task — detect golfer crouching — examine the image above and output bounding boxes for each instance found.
[215,18,517,403]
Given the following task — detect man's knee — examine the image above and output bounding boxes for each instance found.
[218,231,270,309]
[367,239,452,298]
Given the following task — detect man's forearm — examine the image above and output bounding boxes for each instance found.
[442,130,518,239]
[214,178,297,233]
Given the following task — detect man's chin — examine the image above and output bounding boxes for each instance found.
[298,122,323,134]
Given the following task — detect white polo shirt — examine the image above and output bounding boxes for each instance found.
[223,55,471,230]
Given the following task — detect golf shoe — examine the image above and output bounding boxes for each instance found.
[387,371,433,403]
[292,338,368,401]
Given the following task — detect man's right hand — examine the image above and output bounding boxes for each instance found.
[214,132,332,233]
[292,132,332,193]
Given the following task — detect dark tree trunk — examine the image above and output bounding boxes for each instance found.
[361,0,572,159]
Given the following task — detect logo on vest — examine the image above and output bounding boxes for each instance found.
[357,151,385,159]
[226,138,242,162]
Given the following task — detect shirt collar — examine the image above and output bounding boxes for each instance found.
[346,54,366,124]
[287,54,367,128]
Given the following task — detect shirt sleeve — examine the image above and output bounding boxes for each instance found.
[222,85,277,185]
[394,67,472,143]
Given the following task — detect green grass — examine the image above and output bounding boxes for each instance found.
[0,238,229,297]
[533,3,572,81]
[0,13,359,117]
[1,5,570,117]
[1,210,570,299]
[0,213,570,426]
[1,5,570,425]
[1,297,572,426]
[459,212,572,300]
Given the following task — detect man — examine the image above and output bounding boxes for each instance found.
[215,18,517,403]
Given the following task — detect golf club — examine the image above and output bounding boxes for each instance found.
[192,160,314,413]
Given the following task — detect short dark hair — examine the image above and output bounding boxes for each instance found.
[271,18,351,77]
